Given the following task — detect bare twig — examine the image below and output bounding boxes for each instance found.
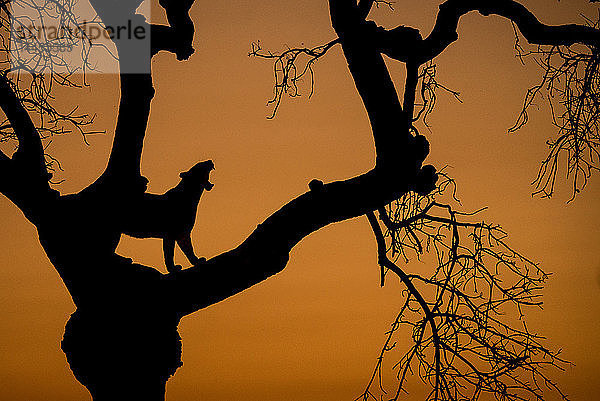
[249,39,340,118]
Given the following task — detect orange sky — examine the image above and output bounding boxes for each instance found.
[1,0,599,400]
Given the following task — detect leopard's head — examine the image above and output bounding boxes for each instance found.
[179,160,215,191]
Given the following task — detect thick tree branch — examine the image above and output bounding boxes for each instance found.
[81,4,197,194]
[151,24,181,56]
[80,3,190,193]
[90,72,154,192]
[75,8,158,193]
[419,0,600,64]
[357,0,374,20]
[171,168,410,316]
[403,62,419,121]
[0,74,56,222]
[328,0,409,164]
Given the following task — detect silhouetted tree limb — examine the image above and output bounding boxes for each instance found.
[170,174,413,316]
[417,0,599,64]
[83,1,197,192]
[0,75,46,172]
[0,74,57,222]
[86,72,155,193]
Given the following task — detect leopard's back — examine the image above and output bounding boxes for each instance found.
[122,189,198,239]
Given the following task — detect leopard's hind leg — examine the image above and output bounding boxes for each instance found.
[177,234,199,266]
[163,238,182,273]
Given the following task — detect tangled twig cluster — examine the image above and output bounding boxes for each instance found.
[1,0,105,176]
[510,16,600,200]
[361,173,570,401]
[248,39,339,118]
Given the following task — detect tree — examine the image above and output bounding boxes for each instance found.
[0,0,598,400]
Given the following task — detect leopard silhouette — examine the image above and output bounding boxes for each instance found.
[123,160,214,273]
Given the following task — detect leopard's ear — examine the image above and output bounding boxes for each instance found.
[180,171,190,179]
